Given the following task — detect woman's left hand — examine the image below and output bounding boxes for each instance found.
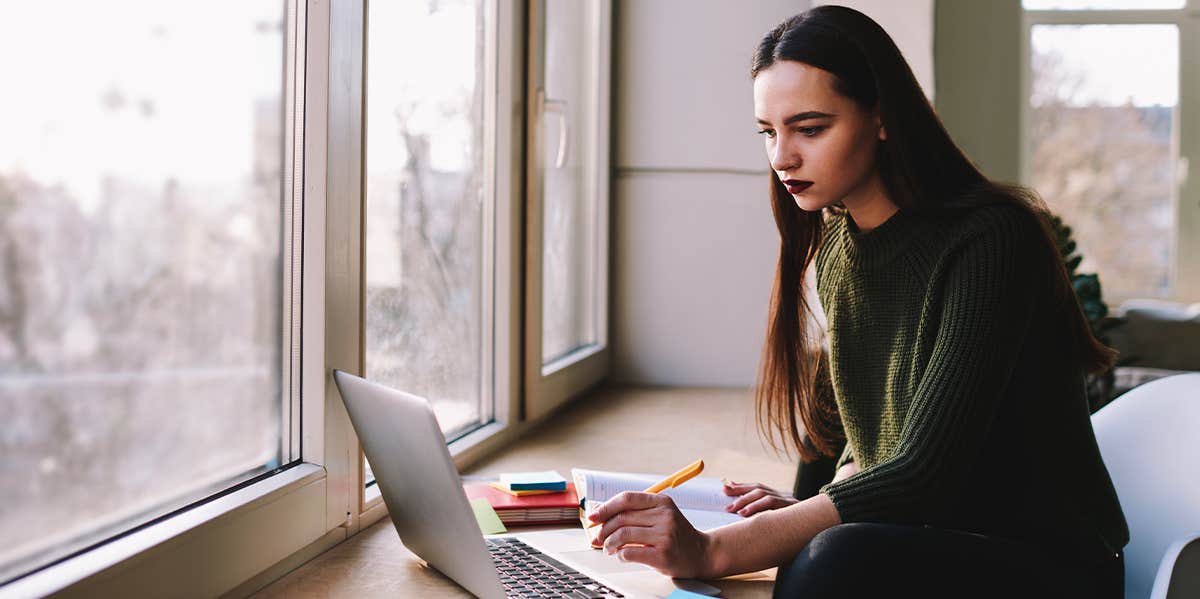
[588,491,713,578]
[722,480,799,516]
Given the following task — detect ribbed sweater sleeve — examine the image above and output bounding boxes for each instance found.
[819,210,1038,524]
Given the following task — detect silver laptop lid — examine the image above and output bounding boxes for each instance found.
[332,370,504,599]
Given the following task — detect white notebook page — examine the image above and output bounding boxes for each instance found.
[573,468,745,530]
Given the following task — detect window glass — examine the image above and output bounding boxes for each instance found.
[365,0,488,438]
[541,0,603,365]
[1029,24,1179,298]
[1023,0,1184,9]
[0,1,287,581]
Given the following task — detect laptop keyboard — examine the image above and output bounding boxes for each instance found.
[487,537,625,599]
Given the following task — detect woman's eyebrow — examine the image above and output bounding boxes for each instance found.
[755,111,836,126]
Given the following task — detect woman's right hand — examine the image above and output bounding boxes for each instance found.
[721,480,798,517]
[588,491,714,578]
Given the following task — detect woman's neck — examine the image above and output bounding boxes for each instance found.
[842,175,899,233]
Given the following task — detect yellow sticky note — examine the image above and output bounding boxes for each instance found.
[470,497,507,535]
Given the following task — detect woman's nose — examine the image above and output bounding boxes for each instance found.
[770,142,799,172]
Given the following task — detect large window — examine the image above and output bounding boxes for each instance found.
[0,0,612,594]
[1024,0,1184,9]
[539,0,605,365]
[0,1,294,582]
[524,0,611,420]
[1022,0,1200,302]
[365,0,491,439]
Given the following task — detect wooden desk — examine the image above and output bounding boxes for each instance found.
[251,387,797,598]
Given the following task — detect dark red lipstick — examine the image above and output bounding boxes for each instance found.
[783,179,812,194]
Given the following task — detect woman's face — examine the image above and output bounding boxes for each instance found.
[753,60,886,212]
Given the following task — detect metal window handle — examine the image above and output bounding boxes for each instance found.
[540,89,570,169]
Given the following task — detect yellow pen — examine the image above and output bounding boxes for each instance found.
[586,458,705,529]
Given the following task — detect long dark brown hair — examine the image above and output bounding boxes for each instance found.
[752,6,1117,463]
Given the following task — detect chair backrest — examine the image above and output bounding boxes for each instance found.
[1091,373,1200,599]
[1149,535,1200,599]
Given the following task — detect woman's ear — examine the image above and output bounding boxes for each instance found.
[877,115,887,141]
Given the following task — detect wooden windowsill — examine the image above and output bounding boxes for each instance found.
[248,386,797,598]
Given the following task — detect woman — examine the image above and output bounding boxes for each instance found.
[587,6,1129,597]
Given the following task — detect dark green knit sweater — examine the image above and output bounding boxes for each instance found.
[814,203,1129,563]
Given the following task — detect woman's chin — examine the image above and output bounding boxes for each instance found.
[791,194,829,212]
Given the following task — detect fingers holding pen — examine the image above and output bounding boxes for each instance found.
[587,491,661,545]
[587,493,673,554]
[595,508,659,549]
[587,491,710,578]
[588,491,662,523]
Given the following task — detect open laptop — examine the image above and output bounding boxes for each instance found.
[332,370,722,599]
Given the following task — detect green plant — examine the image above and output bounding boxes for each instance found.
[1047,213,1124,412]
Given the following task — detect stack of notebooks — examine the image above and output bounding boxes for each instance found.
[463,471,580,526]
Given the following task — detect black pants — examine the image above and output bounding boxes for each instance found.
[772,522,1123,599]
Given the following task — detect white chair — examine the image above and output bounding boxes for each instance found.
[1149,535,1200,598]
[1091,373,1200,599]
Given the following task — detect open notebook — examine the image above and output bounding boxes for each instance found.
[572,468,745,547]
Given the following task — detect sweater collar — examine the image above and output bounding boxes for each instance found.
[837,208,924,269]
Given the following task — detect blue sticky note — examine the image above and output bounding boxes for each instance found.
[666,589,718,599]
[499,470,567,491]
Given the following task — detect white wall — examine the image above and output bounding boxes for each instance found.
[817,0,935,100]
[611,0,935,386]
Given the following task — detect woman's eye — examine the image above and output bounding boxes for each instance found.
[756,129,776,139]
[798,126,825,137]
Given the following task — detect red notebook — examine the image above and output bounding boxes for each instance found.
[463,482,581,526]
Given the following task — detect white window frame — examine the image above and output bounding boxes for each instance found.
[359,0,528,513]
[1020,0,1200,303]
[523,0,614,421]
[427,0,620,472]
[4,2,354,595]
[446,0,525,466]
[0,0,611,594]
